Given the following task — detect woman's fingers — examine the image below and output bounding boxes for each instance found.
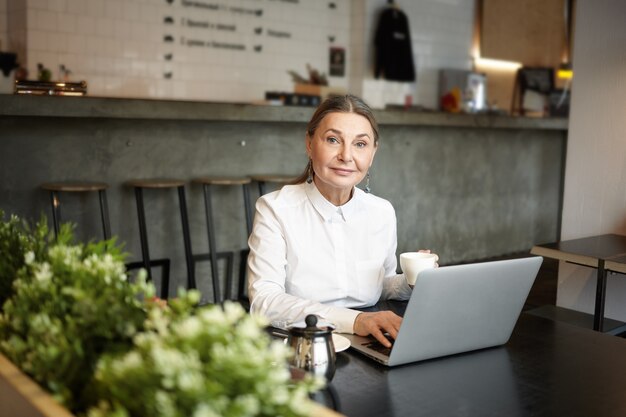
[354,311,403,347]
[418,249,439,266]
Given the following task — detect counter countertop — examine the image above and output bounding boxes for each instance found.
[0,94,568,130]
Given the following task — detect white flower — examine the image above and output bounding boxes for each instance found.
[233,394,260,415]
[155,390,176,417]
[24,251,35,265]
[175,316,202,339]
[111,351,143,375]
[147,307,169,335]
[31,313,52,330]
[223,301,245,323]
[150,345,199,379]
[34,262,52,282]
[176,370,203,391]
[187,290,202,304]
[192,403,220,417]
[235,317,261,339]
[124,323,137,337]
[198,307,228,326]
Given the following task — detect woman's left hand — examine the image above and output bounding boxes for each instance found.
[407,249,439,288]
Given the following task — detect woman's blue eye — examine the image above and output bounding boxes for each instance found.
[355,142,367,148]
[327,137,339,143]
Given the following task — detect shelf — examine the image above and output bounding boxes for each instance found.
[0,94,569,131]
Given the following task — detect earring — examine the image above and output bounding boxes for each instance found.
[306,160,313,184]
[365,171,371,193]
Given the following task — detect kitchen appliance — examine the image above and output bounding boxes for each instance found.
[439,69,487,113]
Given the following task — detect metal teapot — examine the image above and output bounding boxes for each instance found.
[287,314,336,381]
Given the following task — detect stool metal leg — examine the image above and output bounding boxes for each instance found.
[132,187,172,299]
[134,187,152,280]
[238,249,249,303]
[239,183,253,302]
[242,183,253,236]
[98,189,112,240]
[202,184,221,303]
[49,191,61,239]
[258,181,267,196]
[159,259,170,299]
[177,186,196,290]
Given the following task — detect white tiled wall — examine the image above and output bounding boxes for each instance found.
[19,0,351,101]
[4,0,474,106]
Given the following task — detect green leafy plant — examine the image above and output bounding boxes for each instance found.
[0,213,321,417]
[0,236,153,411]
[0,211,70,307]
[88,298,320,417]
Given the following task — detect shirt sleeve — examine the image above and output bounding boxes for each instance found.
[247,197,361,333]
[380,206,413,301]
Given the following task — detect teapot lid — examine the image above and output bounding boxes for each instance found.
[288,314,335,336]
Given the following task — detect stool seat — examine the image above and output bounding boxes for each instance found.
[40,181,111,241]
[193,176,251,186]
[250,174,296,184]
[252,174,297,197]
[41,182,108,192]
[124,179,186,188]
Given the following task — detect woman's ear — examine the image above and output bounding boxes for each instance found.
[371,143,378,161]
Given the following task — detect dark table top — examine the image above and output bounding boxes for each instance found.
[531,234,626,266]
[322,304,626,417]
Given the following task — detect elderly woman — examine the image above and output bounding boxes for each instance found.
[247,94,420,347]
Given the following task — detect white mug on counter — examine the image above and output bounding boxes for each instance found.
[400,252,439,286]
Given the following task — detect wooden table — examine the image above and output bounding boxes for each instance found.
[530,234,626,331]
[321,302,626,417]
[606,254,626,275]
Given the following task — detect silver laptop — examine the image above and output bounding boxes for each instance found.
[343,256,543,366]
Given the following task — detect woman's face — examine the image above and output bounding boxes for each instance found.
[306,111,377,204]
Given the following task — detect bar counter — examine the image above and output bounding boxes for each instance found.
[0,95,568,302]
[0,95,568,129]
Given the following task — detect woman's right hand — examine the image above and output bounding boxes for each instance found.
[353,311,402,348]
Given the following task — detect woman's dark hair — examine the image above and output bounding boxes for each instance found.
[292,94,379,184]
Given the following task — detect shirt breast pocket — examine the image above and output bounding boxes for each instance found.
[355,259,384,304]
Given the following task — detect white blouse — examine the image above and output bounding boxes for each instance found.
[247,182,412,333]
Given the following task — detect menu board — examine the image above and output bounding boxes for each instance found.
[159,0,346,88]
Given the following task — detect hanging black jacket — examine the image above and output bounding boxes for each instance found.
[374,7,416,82]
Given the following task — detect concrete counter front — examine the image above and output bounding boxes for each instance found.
[0,95,567,302]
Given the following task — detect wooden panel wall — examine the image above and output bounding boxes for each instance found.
[481,0,566,67]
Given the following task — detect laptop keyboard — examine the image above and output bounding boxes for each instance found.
[363,334,395,357]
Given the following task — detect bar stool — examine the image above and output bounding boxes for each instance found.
[40,182,111,240]
[250,174,296,196]
[124,179,195,299]
[193,176,253,305]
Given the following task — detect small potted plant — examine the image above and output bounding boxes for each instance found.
[0,212,328,417]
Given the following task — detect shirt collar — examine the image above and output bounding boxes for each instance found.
[304,181,364,222]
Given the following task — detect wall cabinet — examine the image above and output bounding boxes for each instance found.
[481,0,566,67]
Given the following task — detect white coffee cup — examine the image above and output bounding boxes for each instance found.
[400,252,439,286]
